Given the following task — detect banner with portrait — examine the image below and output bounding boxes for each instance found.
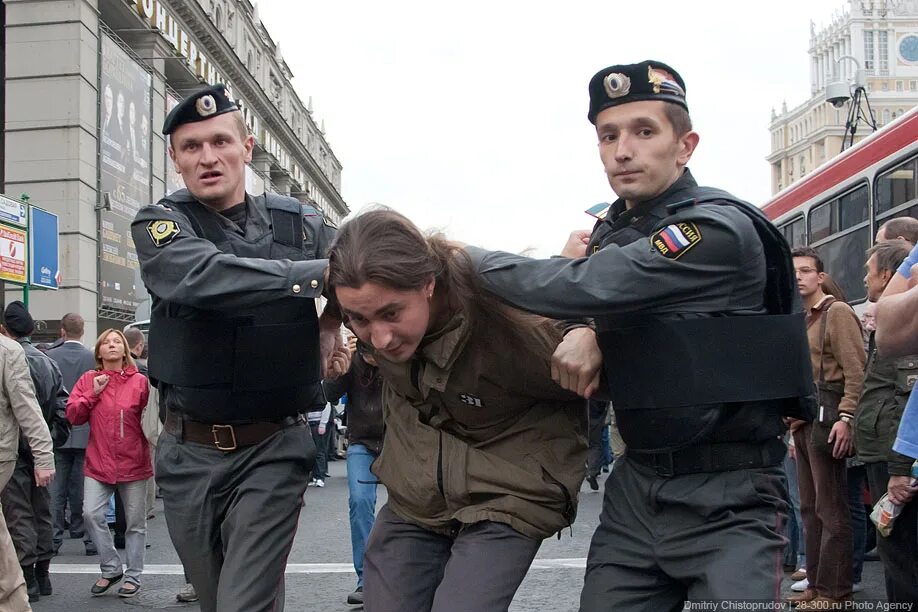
[165,92,186,196]
[99,35,152,314]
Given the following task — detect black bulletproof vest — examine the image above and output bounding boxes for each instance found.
[593,187,815,451]
[147,190,323,423]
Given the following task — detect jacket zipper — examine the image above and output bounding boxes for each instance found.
[120,409,124,439]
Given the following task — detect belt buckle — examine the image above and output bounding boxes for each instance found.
[653,452,676,477]
[212,424,237,452]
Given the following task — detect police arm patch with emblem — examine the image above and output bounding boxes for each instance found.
[146,220,180,247]
[650,222,701,260]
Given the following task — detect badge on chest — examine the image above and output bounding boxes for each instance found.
[458,393,483,408]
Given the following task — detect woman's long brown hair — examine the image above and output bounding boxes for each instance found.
[327,208,558,354]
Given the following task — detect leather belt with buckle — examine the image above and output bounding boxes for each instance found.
[165,410,301,452]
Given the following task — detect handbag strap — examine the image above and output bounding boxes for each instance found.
[816,296,836,386]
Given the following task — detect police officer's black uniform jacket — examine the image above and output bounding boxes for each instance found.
[467,170,813,475]
[131,188,335,424]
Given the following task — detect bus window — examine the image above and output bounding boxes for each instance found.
[808,183,870,303]
[876,154,918,216]
[814,227,870,304]
[779,217,806,247]
[838,186,869,230]
[809,202,832,242]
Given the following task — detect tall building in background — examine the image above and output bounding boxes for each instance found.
[768,0,918,194]
[3,0,349,339]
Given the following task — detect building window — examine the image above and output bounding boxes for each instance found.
[883,108,891,123]
[864,30,875,71]
[881,81,889,91]
[896,80,904,92]
[911,81,917,91]
[247,50,255,74]
[799,155,806,175]
[879,30,889,75]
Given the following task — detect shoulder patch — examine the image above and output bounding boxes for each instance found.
[650,222,702,260]
[146,220,180,247]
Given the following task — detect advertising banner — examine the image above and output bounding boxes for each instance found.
[0,223,27,285]
[99,35,152,312]
[165,92,186,196]
[30,207,60,290]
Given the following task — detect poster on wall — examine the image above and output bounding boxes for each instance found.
[0,223,27,285]
[99,35,152,313]
[165,92,186,196]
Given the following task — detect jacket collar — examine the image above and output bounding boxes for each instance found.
[607,167,698,224]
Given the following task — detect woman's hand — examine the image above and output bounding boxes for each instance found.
[92,374,110,396]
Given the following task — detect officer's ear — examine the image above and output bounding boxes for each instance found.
[243,134,255,164]
[167,145,181,174]
[675,131,700,167]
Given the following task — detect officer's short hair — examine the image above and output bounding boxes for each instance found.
[663,104,692,136]
[791,247,824,273]
[879,217,918,246]
[61,313,84,339]
[866,238,911,275]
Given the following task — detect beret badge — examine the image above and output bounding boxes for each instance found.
[603,73,631,99]
[195,95,217,118]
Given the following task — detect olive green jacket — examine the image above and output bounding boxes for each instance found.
[371,311,588,540]
[854,332,918,477]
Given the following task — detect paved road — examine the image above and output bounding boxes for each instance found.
[33,460,890,611]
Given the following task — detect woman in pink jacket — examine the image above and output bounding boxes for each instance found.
[66,328,151,598]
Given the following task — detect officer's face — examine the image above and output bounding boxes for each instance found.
[793,256,825,299]
[336,279,436,364]
[595,101,698,208]
[863,254,892,302]
[169,112,255,210]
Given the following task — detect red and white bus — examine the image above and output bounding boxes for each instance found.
[762,105,918,305]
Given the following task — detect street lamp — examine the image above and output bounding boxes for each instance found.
[824,55,878,150]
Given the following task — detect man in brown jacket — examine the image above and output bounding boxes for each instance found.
[789,247,866,609]
[0,333,55,610]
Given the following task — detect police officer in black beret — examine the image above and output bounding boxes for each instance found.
[462,61,815,609]
[131,84,348,612]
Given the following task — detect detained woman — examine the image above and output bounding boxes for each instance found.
[326,209,588,612]
[66,329,151,598]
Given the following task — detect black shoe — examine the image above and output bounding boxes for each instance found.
[69,530,84,539]
[601,465,610,473]
[864,547,880,561]
[91,573,123,596]
[118,581,140,598]
[85,543,98,556]
[347,586,364,605]
[35,560,52,596]
[587,475,599,491]
[21,565,40,602]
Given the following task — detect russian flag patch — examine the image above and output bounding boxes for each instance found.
[650,222,702,260]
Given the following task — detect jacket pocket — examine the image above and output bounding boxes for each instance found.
[894,359,918,396]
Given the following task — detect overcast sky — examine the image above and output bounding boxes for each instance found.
[257,0,847,256]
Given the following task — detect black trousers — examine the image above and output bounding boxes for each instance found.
[51,448,91,549]
[0,457,53,567]
[156,423,314,612]
[363,504,541,612]
[864,461,918,606]
[580,458,787,612]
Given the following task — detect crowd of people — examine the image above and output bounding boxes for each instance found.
[0,57,917,612]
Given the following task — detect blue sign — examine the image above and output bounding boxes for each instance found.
[30,207,59,290]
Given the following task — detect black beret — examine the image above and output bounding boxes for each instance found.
[588,60,687,124]
[3,301,34,337]
[163,83,240,135]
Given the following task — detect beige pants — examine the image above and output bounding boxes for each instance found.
[0,460,30,612]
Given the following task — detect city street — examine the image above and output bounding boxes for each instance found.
[34,460,888,612]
